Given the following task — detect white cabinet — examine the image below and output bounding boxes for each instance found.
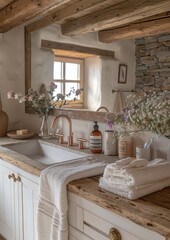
[68,192,165,240]
[0,164,18,240]
[22,175,39,240]
[0,159,39,240]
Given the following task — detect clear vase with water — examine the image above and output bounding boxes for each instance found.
[39,113,51,139]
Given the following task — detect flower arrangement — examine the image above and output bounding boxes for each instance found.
[7,83,82,118]
[105,91,170,138]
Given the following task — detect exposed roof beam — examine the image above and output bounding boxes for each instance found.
[61,0,170,36]
[25,0,122,33]
[0,0,72,32]
[98,12,170,42]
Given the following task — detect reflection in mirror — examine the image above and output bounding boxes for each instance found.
[40,38,117,112]
[96,106,109,112]
[25,24,135,121]
[52,56,84,109]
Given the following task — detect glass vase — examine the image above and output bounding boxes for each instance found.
[39,113,51,139]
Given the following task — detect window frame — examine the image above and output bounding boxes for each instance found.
[53,56,84,108]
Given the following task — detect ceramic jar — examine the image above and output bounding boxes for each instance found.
[0,100,8,137]
[104,130,117,156]
[118,133,133,159]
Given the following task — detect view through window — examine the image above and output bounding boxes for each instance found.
[53,57,84,108]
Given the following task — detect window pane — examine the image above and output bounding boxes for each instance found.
[53,62,63,79]
[52,82,63,99]
[65,83,80,100]
[65,63,80,80]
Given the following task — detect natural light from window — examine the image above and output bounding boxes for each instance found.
[53,57,83,107]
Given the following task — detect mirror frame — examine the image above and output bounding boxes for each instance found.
[24,24,114,122]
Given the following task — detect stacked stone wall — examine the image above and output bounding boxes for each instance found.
[135,34,170,89]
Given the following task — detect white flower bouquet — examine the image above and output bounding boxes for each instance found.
[106,91,170,138]
[7,83,57,118]
[7,83,82,118]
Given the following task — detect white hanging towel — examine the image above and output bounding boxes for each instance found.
[37,159,106,240]
[112,91,126,113]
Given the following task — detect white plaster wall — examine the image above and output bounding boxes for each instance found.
[0,27,25,130]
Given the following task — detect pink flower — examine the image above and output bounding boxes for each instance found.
[38,93,45,100]
[14,93,22,100]
[28,88,34,94]
[7,90,15,99]
[19,97,26,103]
[49,82,57,91]
[28,95,33,101]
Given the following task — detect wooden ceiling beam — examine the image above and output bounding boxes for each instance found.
[25,0,122,33]
[0,0,72,32]
[61,0,170,36]
[98,12,170,42]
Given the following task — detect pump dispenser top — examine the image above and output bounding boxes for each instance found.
[93,121,99,130]
[90,121,102,153]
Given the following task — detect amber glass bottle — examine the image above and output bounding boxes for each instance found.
[90,121,102,153]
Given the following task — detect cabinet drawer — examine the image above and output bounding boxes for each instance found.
[69,226,93,240]
[68,192,165,240]
[83,210,140,240]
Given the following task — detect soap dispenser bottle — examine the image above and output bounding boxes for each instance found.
[90,121,102,153]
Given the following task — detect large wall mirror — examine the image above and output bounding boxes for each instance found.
[25,23,135,122]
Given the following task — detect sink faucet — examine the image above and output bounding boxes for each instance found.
[51,114,73,147]
[96,106,109,112]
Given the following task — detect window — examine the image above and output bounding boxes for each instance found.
[53,57,84,108]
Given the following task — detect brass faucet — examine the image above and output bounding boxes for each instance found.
[51,114,73,147]
[96,106,109,112]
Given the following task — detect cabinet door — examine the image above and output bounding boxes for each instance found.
[22,176,39,240]
[0,165,21,240]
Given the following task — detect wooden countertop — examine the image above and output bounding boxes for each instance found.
[68,176,170,240]
[0,137,170,239]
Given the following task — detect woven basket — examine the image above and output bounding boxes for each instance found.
[0,98,8,137]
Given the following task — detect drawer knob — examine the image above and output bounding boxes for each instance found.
[16,176,21,182]
[8,173,16,182]
[109,228,121,240]
[8,173,21,182]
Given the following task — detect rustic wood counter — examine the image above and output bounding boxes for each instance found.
[68,176,170,240]
[0,137,170,239]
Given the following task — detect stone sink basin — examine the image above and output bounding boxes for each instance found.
[5,140,90,165]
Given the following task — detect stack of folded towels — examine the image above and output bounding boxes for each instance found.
[99,157,170,200]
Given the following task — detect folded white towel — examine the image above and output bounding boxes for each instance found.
[101,176,154,191]
[103,158,148,179]
[121,159,148,171]
[99,177,170,200]
[148,158,167,166]
[37,159,106,240]
[104,159,170,186]
[115,157,134,166]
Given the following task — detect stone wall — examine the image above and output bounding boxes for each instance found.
[135,33,170,89]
